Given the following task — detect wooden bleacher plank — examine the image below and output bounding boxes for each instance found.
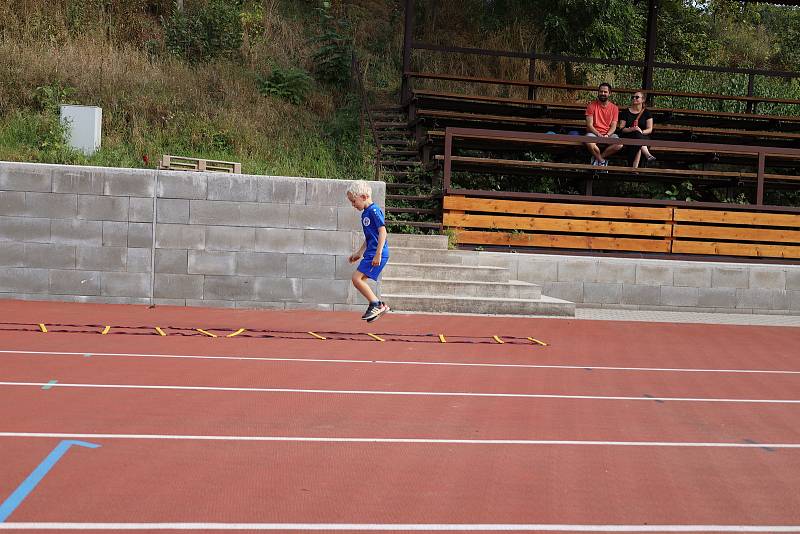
[671,240,800,259]
[673,208,800,227]
[455,230,671,253]
[443,196,672,221]
[673,224,800,243]
[444,213,672,236]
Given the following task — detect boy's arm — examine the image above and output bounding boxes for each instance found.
[349,240,366,263]
[371,226,387,266]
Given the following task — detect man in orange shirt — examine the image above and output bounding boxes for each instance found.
[585,82,623,166]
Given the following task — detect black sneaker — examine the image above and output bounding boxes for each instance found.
[365,302,390,322]
[361,302,378,320]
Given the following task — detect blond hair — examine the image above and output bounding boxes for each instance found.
[346,180,372,198]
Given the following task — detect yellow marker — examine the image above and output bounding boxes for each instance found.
[492,335,504,344]
[155,327,167,336]
[367,333,385,342]
[38,324,48,333]
[196,328,218,338]
[101,326,111,335]
[438,334,446,343]
[527,337,548,346]
[226,328,246,338]
[308,331,326,340]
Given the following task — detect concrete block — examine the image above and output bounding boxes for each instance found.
[77,246,127,271]
[52,166,102,194]
[749,268,786,290]
[583,282,622,304]
[287,254,335,279]
[0,162,52,192]
[0,242,25,266]
[205,226,255,251]
[157,171,208,199]
[660,286,699,307]
[25,192,77,219]
[306,179,353,207]
[49,269,101,295]
[203,275,257,300]
[289,204,337,230]
[236,301,286,310]
[0,217,51,243]
[596,261,636,283]
[254,228,304,253]
[697,288,737,308]
[155,249,188,274]
[253,277,302,301]
[156,199,190,224]
[622,284,661,306]
[190,200,289,228]
[557,259,598,282]
[154,274,204,299]
[102,221,128,247]
[712,267,748,288]
[736,288,787,310]
[129,197,154,222]
[0,191,26,216]
[188,251,236,275]
[517,258,558,283]
[127,248,151,273]
[78,195,129,221]
[101,272,150,297]
[789,290,800,311]
[156,224,205,250]
[337,207,363,232]
[99,168,155,197]
[186,299,237,308]
[24,243,76,269]
[207,175,259,201]
[0,268,49,293]
[235,252,287,277]
[542,281,583,302]
[153,298,187,306]
[635,263,673,285]
[787,270,800,290]
[257,176,306,204]
[304,229,354,255]
[335,255,355,280]
[128,223,154,248]
[286,302,335,311]
[673,265,712,288]
[51,219,103,246]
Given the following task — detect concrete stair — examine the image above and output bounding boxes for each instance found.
[381,234,575,316]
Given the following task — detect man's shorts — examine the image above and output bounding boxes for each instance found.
[585,132,620,139]
[357,255,389,281]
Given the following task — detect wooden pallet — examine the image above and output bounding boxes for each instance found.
[159,155,241,174]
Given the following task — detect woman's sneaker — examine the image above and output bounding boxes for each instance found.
[365,302,390,322]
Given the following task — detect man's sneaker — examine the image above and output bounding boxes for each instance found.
[365,302,390,322]
[361,302,378,320]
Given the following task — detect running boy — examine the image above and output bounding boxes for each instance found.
[347,180,390,322]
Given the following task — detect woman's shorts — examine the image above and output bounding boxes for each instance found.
[357,256,389,281]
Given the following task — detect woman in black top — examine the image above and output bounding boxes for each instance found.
[618,91,656,168]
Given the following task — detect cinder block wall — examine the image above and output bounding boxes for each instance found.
[463,251,800,315]
[0,161,383,311]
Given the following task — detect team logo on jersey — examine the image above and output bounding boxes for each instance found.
[362,217,370,226]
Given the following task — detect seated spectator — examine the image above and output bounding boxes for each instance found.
[618,90,656,168]
[585,82,623,166]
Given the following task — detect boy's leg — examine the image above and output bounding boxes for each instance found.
[352,270,379,303]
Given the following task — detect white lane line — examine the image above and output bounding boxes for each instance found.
[1,523,799,531]
[1,349,799,376]
[2,381,800,404]
[1,432,799,448]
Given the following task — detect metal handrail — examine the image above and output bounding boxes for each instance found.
[351,53,382,180]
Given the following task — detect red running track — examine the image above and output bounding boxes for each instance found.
[0,299,799,532]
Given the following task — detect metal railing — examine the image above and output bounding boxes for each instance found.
[351,53,381,180]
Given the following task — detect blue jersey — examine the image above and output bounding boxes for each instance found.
[361,203,389,260]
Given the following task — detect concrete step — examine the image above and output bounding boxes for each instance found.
[382,277,541,299]
[383,262,510,282]
[390,246,467,264]
[388,234,449,249]
[380,294,575,317]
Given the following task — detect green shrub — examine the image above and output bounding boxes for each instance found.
[256,66,312,105]
[164,0,243,63]
[310,1,353,87]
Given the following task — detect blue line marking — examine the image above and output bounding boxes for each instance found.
[41,380,57,390]
[0,440,100,522]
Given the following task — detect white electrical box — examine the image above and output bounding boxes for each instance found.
[60,105,102,155]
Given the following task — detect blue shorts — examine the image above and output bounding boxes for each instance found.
[357,256,389,281]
